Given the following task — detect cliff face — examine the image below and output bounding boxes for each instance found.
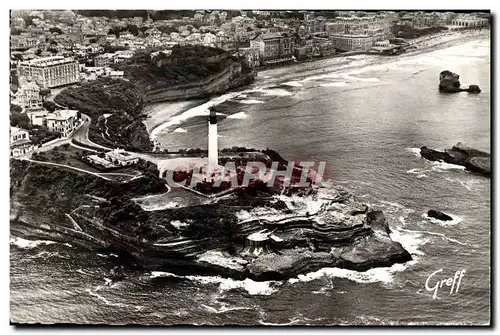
[144,62,256,103]
[10,159,412,281]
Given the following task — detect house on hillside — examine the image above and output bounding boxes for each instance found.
[10,126,34,157]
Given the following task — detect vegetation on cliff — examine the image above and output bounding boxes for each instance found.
[55,77,152,152]
[114,45,233,90]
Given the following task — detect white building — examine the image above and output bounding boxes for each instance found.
[27,110,49,126]
[45,109,79,137]
[10,126,34,157]
[17,56,79,89]
[104,149,139,166]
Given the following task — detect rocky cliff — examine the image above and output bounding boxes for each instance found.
[10,159,412,281]
[144,62,256,103]
[420,142,490,177]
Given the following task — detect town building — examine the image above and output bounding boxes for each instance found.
[17,56,79,89]
[330,33,375,52]
[13,77,43,109]
[10,126,34,157]
[104,149,139,166]
[94,53,115,67]
[250,32,296,65]
[450,17,489,29]
[27,110,49,126]
[45,109,79,137]
[239,47,261,68]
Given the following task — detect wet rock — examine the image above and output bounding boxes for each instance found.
[365,210,392,235]
[467,84,481,93]
[428,209,453,221]
[420,142,490,177]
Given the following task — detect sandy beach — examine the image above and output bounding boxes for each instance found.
[142,29,490,142]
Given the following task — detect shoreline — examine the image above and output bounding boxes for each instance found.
[142,30,490,145]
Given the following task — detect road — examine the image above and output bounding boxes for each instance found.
[72,114,113,151]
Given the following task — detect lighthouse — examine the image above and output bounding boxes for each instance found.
[207,106,218,173]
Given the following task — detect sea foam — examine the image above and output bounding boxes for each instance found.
[226,112,249,119]
[150,272,281,295]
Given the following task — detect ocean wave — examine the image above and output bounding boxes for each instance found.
[235,99,265,105]
[173,127,187,133]
[406,147,422,158]
[431,161,466,172]
[302,72,341,82]
[406,168,428,179]
[390,227,430,257]
[343,74,380,82]
[150,272,281,295]
[10,237,56,249]
[226,112,249,119]
[399,227,468,246]
[288,262,411,286]
[281,81,303,87]
[259,88,293,97]
[320,81,347,87]
[422,212,463,226]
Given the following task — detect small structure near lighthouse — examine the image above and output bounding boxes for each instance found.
[207,106,219,173]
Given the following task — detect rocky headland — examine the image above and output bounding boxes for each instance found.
[420,142,490,177]
[10,158,412,281]
[438,70,481,93]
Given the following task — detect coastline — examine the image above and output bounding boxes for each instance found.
[141,30,490,143]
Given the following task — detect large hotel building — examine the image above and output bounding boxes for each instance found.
[17,56,79,89]
[326,16,391,52]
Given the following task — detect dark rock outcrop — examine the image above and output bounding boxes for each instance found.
[427,209,453,221]
[439,70,461,93]
[438,70,481,93]
[420,142,490,177]
[467,85,481,93]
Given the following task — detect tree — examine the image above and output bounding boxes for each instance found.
[39,88,51,101]
[43,100,57,112]
[10,110,30,128]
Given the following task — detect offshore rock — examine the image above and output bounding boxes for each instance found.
[439,70,461,93]
[438,70,481,93]
[427,209,453,221]
[420,142,490,177]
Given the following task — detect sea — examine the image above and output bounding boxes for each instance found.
[10,34,491,325]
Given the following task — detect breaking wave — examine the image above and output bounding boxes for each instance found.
[173,127,187,133]
[343,75,380,82]
[235,99,265,105]
[406,147,422,158]
[150,272,281,295]
[282,81,303,87]
[226,112,249,119]
[320,81,348,87]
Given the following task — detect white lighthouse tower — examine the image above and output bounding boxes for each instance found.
[207,106,218,173]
